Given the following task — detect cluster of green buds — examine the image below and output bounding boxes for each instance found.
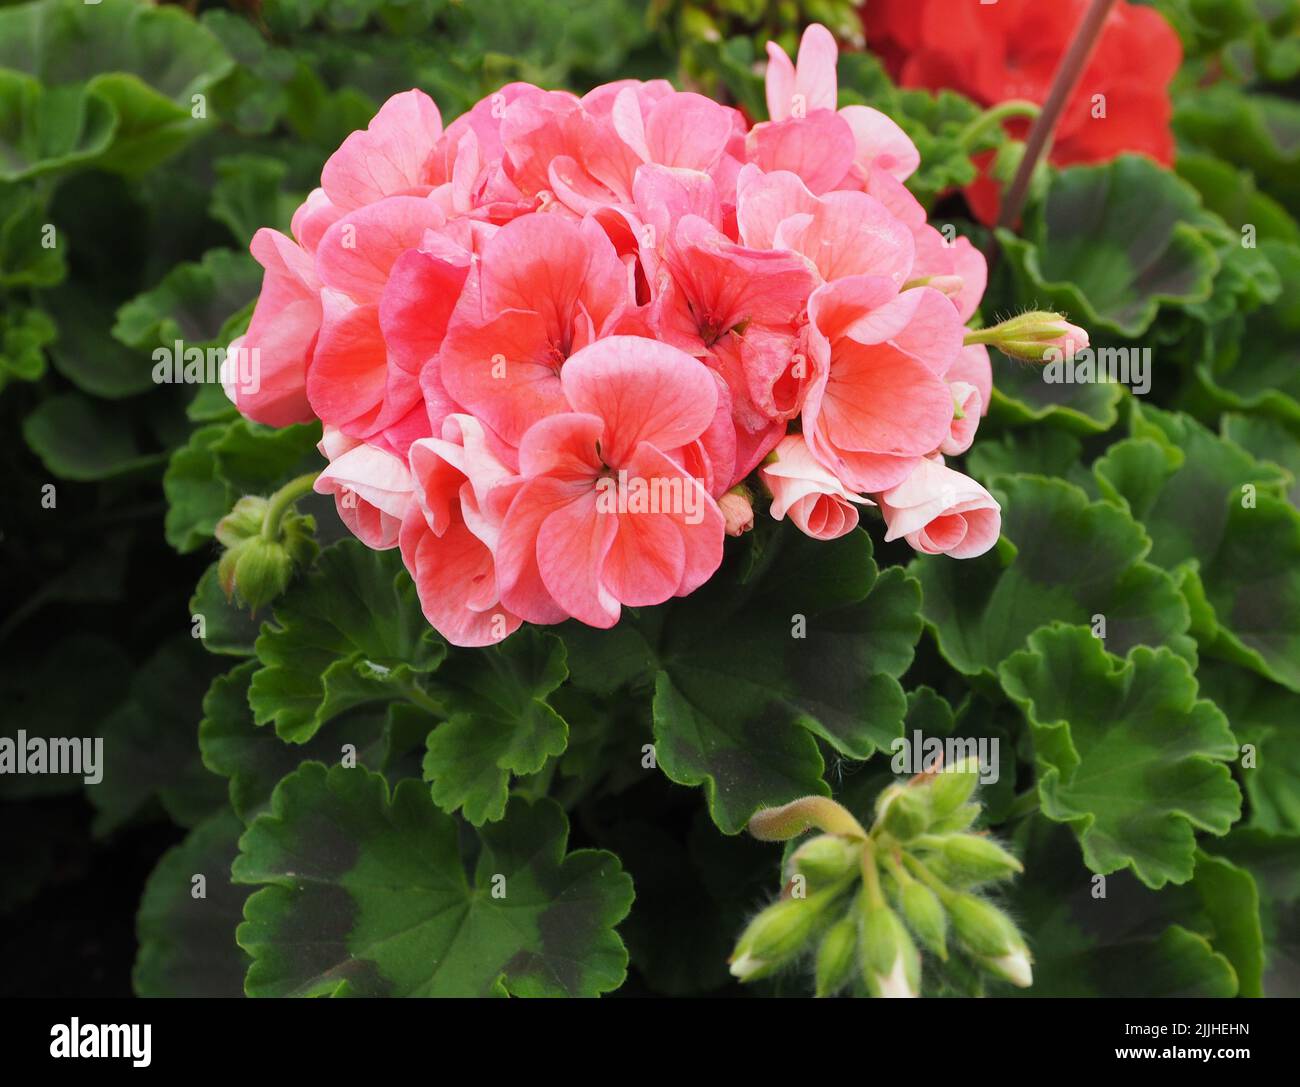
[728,762,1032,997]
[215,473,319,611]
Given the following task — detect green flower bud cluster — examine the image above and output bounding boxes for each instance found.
[215,477,318,612]
[728,762,1032,997]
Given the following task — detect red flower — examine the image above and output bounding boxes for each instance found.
[862,0,1182,222]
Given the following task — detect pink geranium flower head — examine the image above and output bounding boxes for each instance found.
[216,20,1066,645]
[496,337,725,628]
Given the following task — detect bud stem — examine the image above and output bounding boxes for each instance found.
[902,851,955,906]
[262,472,321,542]
[957,99,1041,151]
[748,796,869,841]
[860,839,886,909]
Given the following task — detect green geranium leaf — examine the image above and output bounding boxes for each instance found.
[134,810,250,998]
[1000,624,1241,889]
[1008,818,1253,996]
[249,541,446,743]
[986,352,1126,434]
[1194,241,1300,425]
[200,660,423,824]
[210,153,298,244]
[0,180,65,287]
[0,70,116,180]
[1177,151,1300,248]
[997,155,1220,338]
[113,248,261,351]
[1199,659,1300,835]
[1176,85,1300,210]
[0,303,54,390]
[163,417,322,553]
[164,424,238,554]
[1095,403,1300,692]
[914,474,1194,679]
[422,629,569,826]
[646,525,921,834]
[23,391,166,480]
[207,416,322,494]
[966,426,1097,497]
[190,563,263,655]
[1222,412,1300,508]
[0,0,234,179]
[1211,828,1300,996]
[91,638,230,835]
[41,284,156,398]
[233,764,633,996]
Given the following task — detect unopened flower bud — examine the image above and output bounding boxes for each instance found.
[927,758,980,819]
[215,495,269,548]
[216,495,317,611]
[719,486,755,537]
[948,894,1027,967]
[814,915,858,997]
[898,879,948,960]
[223,536,294,611]
[729,897,820,981]
[929,802,981,835]
[876,784,928,841]
[977,948,1034,988]
[859,904,920,998]
[790,834,861,886]
[939,834,1023,882]
[966,311,1089,362]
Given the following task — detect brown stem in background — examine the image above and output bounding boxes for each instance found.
[997,0,1120,230]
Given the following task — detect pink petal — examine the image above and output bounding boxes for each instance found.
[645,92,734,173]
[316,195,448,304]
[379,247,471,374]
[735,167,818,249]
[439,308,568,447]
[322,90,443,211]
[560,336,718,467]
[746,112,856,195]
[518,412,605,482]
[535,487,621,627]
[400,511,521,647]
[839,104,920,182]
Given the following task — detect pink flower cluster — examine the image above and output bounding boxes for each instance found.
[223,24,1002,647]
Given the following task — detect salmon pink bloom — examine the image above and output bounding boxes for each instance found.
[762,434,869,541]
[876,457,1001,559]
[802,276,960,492]
[216,18,1070,645]
[221,228,320,427]
[401,414,523,647]
[496,337,725,629]
[314,428,412,551]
